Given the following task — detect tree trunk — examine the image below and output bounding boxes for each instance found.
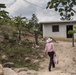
[19,29,21,42]
[34,31,38,45]
[72,33,74,47]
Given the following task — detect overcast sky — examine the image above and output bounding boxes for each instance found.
[0,0,76,22]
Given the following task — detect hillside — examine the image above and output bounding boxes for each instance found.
[2,41,76,75]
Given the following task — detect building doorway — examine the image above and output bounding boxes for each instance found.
[66,25,73,38]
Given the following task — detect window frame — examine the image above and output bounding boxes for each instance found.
[52,25,59,32]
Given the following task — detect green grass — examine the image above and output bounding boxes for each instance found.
[14,62,39,71]
[0,43,43,71]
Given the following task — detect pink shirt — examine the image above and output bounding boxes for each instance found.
[45,42,55,53]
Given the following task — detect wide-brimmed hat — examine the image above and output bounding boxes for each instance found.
[46,38,52,43]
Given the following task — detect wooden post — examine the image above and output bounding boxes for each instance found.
[72,33,74,47]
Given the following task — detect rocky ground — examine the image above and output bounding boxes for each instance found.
[1,41,76,75]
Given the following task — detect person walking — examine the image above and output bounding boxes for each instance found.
[45,38,55,71]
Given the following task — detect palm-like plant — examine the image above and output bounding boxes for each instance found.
[13,16,27,42]
[0,4,9,25]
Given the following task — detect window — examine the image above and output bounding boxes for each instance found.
[52,25,59,32]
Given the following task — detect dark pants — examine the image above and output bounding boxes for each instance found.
[48,51,55,71]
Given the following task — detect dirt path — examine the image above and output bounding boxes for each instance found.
[38,41,76,75]
[3,41,76,75]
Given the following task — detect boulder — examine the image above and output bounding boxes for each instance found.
[1,55,8,62]
[3,68,18,75]
[14,68,28,73]
[33,59,39,63]
[3,62,14,68]
[18,71,27,75]
[25,57,31,62]
[0,64,3,75]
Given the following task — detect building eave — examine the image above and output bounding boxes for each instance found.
[40,20,76,24]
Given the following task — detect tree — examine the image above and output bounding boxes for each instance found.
[13,16,26,42]
[46,0,76,20]
[68,26,76,47]
[31,14,39,45]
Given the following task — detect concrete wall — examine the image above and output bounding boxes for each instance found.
[74,33,76,38]
[43,24,67,38]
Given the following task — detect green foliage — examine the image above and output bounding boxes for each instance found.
[0,4,6,8]
[29,14,39,32]
[68,30,74,34]
[31,14,38,24]
[0,7,42,70]
[24,63,39,70]
[0,3,10,25]
[0,42,41,70]
[0,10,9,18]
[47,0,76,20]
[12,31,18,38]
[2,31,9,40]
[30,14,39,45]
[21,39,33,47]
[14,61,39,70]
[0,4,9,19]
[74,25,76,29]
[68,26,76,34]
[14,16,25,29]
[13,16,27,41]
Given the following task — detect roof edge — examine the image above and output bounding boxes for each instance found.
[40,20,76,24]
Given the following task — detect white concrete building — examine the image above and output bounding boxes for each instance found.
[41,20,76,40]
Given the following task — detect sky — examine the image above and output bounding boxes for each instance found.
[0,0,76,22]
